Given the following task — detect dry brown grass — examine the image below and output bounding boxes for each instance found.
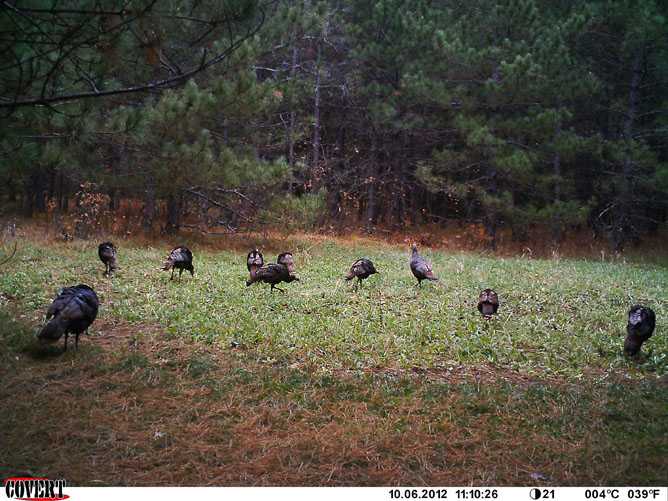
[6,216,668,263]
[1,313,665,486]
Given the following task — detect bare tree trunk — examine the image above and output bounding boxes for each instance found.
[7,179,16,203]
[109,141,125,211]
[59,171,69,212]
[613,47,643,251]
[366,136,377,233]
[143,183,156,236]
[366,167,376,233]
[394,181,405,229]
[22,181,33,218]
[47,168,55,201]
[165,194,181,235]
[410,190,419,226]
[287,42,299,167]
[311,43,322,187]
[485,165,498,250]
[485,217,498,251]
[311,9,330,190]
[551,119,563,243]
[34,172,46,212]
[56,171,63,210]
[327,125,346,222]
[109,188,118,211]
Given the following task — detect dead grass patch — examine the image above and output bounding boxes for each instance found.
[6,217,668,264]
[1,312,665,486]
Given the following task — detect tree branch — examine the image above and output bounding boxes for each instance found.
[0,5,265,109]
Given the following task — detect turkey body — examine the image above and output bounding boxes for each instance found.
[345,258,378,284]
[246,263,299,292]
[625,305,656,356]
[410,244,438,286]
[98,241,117,276]
[478,289,499,319]
[38,284,99,351]
[247,248,264,276]
[163,246,194,280]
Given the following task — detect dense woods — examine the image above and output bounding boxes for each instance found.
[1,0,667,250]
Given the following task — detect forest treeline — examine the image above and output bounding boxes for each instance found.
[1,0,667,250]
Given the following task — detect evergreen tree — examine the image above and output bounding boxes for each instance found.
[1,0,666,246]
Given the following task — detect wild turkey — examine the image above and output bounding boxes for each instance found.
[625,305,656,356]
[345,258,378,285]
[410,244,438,286]
[277,252,296,275]
[98,241,117,276]
[162,246,194,280]
[478,289,499,319]
[247,248,264,276]
[38,284,99,351]
[246,263,299,292]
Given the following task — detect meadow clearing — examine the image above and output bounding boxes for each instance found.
[0,235,666,485]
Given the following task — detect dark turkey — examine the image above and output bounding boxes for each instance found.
[277,252,296,275]
[478,289,499,319]
[246,263,299,292]
[410,244,438,286]
[247,248,264,276]
[38,284,99,351]
[345,258,378,285]
[625,305,656,356]
[98,241,117,276]
[162,246,194,280]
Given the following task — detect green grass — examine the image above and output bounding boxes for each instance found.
[0,234,666,486]
[1,238,666,378]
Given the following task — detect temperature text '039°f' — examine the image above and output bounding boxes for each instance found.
[585,489,664,500]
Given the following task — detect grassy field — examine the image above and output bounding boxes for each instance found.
[0,236,667,485]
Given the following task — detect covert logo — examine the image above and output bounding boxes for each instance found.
[3,477,69,500]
